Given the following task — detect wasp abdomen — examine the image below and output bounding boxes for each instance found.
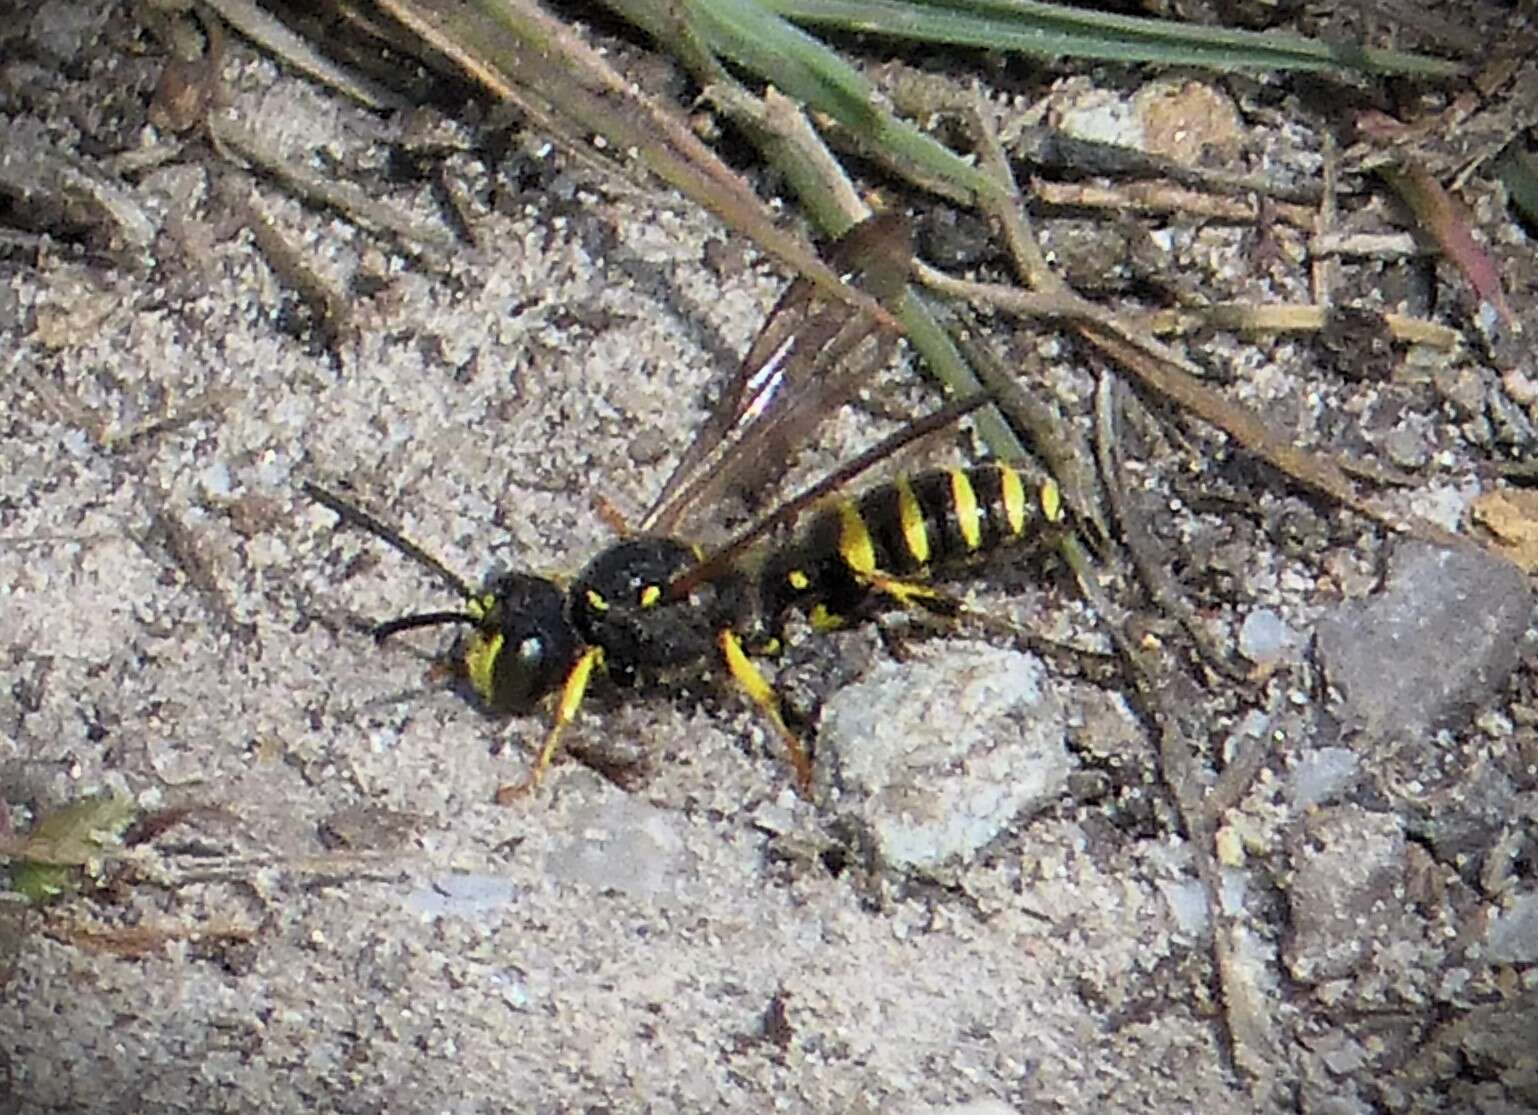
[761,463,1060,626]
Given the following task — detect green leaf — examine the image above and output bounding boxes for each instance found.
[2,794,137,905]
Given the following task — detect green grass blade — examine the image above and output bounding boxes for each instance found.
[1494,146,1538,228]
[686,0,997,201]
[760,0,1463,77]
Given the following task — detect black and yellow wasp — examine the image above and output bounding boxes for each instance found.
[305,212,1064,800]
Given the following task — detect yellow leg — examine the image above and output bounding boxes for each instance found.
[718,629,813,795]
[861,570,963,617]
[494,645,604,805]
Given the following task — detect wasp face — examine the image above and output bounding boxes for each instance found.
[462,573,584,712]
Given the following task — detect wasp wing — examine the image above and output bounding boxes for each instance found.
[664,394,991,601]
[638,211,912,538]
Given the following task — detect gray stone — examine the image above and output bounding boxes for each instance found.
[1485,890,1538,964]
[1288,747,1361,811]
[405,872,520,921]
[819,644,1072,873]
[1285,806,1409,984]
[1316,541,1532,742]
[1238,607,1302,668]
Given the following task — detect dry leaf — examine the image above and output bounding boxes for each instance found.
[1472,490,1538,572]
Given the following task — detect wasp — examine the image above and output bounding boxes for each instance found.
[306,212,1064,800]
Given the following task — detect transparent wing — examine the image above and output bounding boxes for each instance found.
[665,394,991,602]
[639,211,912,537]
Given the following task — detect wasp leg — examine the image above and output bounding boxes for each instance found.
[805,572,967,633]
[717,629,813,795]
[863,569,1104,674]
[591,492,633,537]
[859,571,966,618]
[494,645,605,804]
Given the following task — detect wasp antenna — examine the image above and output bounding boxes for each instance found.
[303,481,475,601]
[372,611,479,642]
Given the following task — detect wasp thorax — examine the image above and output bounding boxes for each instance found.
[571,538,723,686]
